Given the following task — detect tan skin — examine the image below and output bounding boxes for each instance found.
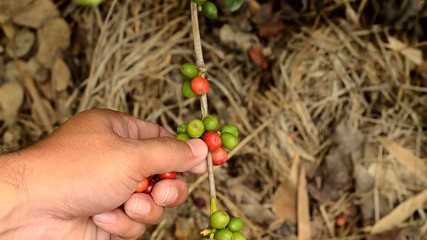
[0,109,208,240]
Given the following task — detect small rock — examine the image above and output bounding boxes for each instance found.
[36,18,71,68]
[28,58,49,83]
[0,81,24,124]
[4,61,21,82]
[6,29,35,58]
[51,57,71,91]
[12,0,59,29]
[0,0,33,24]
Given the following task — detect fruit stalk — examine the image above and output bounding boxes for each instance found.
[190,2,217,200]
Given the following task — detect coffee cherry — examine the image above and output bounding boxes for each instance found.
[177,124,188,134]
[202,1,218,19]
[135,177,149,193]
[176,133,191,140]
[215,229,233,240]
[211,147,228,166]
[192,0,206,5]
[221,124,239,137]
[221,132,238,150]
[182,79,196,98]
[74,0,103,6]
[232,232,247,240]
[210,210,230,229]
[181,63,199,79]
[191,76,210,95]
[203,131,222,151]
[159,171,176,180]
[187,119,205,138]
[227,217,244,232]
[203,115,219,131]
[143,179,156,194]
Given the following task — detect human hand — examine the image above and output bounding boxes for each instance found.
[0,109,208,240]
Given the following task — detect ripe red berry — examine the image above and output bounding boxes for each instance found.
[211,147,228,166]
[143,179,156,194]
[159,171,177,180]
[191,76,209,95]
[135,177,149,193]
[203,131,222,151]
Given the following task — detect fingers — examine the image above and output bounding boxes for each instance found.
[128,137,208,177]
[123,193,164,224]
[92,208,146,240]
[151,178,188,207]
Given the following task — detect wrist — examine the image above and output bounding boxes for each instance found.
[0,153,31,237]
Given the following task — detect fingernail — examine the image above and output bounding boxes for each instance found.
[159,185,178,205]
[93,212,115,224]
[186,139,208,158]
[131,198,150,215]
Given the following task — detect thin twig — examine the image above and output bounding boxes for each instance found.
[190,2,216,200]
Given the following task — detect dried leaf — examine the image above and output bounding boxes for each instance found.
[297,165,311,240]
[5,29,35,58]
[371,188,427,234]
[51,57,71,92]
[12,0,59,29]
[272,180,297,223]
[248,46,269,69]
[386,36,423,65]
[378,137,427,183]
[219,24,258,51]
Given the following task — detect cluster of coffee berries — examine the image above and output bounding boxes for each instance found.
[176,115,238,166]
[200,210,247,240]
[180,63,210,98]
[192,0,218,19]
[134,171,176,194]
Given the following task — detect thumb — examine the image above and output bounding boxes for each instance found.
[128,137,208,177]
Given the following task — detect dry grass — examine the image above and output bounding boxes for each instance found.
[1,0,426,239]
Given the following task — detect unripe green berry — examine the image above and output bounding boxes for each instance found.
[202,1,218,19]
[233,232,247,240]
[210,211,230,229]
[176,133,191,140]
[187,119,205,138]
[177,124,188,134]
[203,115,219,131]
[221,132,238,150]
[227,217,244,232]
[215,229,233,240]
[181,63,199,79]
[182,79,196,98]
[221,124,239,137]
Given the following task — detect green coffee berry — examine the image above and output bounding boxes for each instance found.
[187,119,205,138]
[181,63,199,79]
[176,133,191,140]
[177,124,188,134]
[215,229,233,240]
[202,1,218,19]
[221,124,239,137]
[203,115,219,131]
[210,211,230,229]
[221,132,238,150]
[232,232,247,240]
[182,79,196,98]
[227,217,244,232]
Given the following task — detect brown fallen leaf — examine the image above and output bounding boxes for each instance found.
[370,188,427,234]
[12,0,59,29]
[259,21,285,38]
[248,46,269,69]
[5,29,35,58]
[378,137,427,183]
[297,165,311,240]
[272,180,297,223]
[51,57,71,92]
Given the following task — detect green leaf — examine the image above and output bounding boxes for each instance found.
[226,0,244,12]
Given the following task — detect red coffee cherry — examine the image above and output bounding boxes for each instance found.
[159,171,177,180]
[211,147,228,166]
[203,131,222,151]
[191,76,209,95]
